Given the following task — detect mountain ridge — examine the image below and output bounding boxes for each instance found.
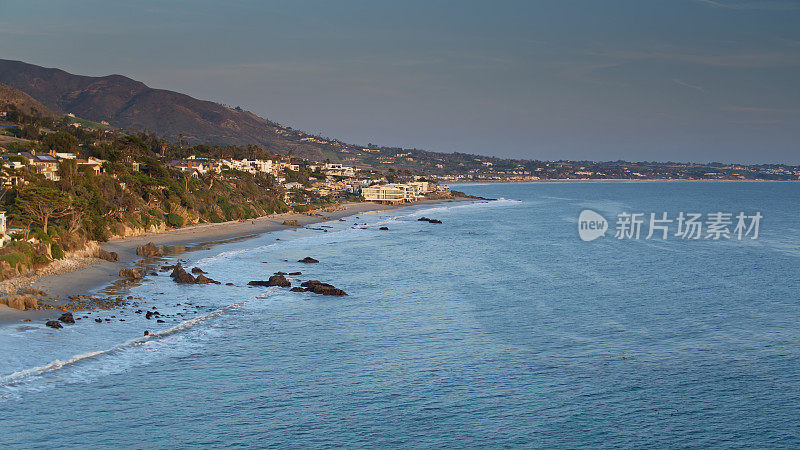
[0,59,338,161]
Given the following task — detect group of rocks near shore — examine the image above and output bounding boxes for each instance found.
[39,238,349,330]
[247,257,347,296]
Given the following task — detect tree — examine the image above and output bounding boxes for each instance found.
[16,186,73,234]
[42,131,80,154]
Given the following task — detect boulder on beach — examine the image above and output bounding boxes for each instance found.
[136,242,164,257]
[298,257,319,263]
[0,295,38,310]
[58,312,75,324]
[97,249,119,262]
[300,280,347,296]
[282,219,301,227]
[119,268,142,280]
[45,320,63,329]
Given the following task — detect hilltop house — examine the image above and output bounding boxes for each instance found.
[76,157,107,175]
[16,151,60,181]
[324,163,356,177]
[168,157,220,175]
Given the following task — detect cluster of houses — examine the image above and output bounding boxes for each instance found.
[0,146,447,206]
[167,156,448,204]
[0,148,110,184]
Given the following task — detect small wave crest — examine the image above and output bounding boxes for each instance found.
[0,302,245,395]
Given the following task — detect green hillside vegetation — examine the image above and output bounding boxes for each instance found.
[0,105,344,280]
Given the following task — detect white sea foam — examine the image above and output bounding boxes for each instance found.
[0,301,246,396]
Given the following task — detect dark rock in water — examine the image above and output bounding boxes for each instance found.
[170,264,196,284]
[97,249,119,262]
[58,312,75,324]
[300,280,348,296]
[45,320,62,329]
[191,267,207,274]
[250,275,290,287]
[225,282,234,286]
[144,330,150,336]
[95,318,102,323]
[290,287,308,292]
[274,271,287,275]
[268,275,291,287]
[156,319,165,323]
[136,242,164,257]
[145,311,155,320]
[195,274,221,285]
[418,217,442,223]
[119,268,142,280]
[378,227,389,230]
[298,257,319,263]
[288,272,302,276]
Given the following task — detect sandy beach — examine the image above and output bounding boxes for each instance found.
[0,199,462,325]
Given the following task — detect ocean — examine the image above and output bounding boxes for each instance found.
[1,181,798,448]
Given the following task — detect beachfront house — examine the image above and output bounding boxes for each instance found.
[361,183,416,204]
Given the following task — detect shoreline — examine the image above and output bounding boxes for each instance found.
[0,198,466,325]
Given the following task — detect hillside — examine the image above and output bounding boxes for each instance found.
[0,59,338,161]
[0,82,57,118]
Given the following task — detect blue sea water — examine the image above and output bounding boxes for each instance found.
[1,181,799,448]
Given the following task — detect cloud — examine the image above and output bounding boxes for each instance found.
[586,47,800,69]
[672,78,705,91]
[695,0,800,10]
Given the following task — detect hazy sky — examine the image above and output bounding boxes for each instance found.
[1,0,799,164]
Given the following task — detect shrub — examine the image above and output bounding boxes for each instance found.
[51,243,65,260]
[165,212,184,228]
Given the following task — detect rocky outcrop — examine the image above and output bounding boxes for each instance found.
[248,274,290,287]
[58,312,75,324]
[290,287,308,292]
[195,274,221,285]
[45,320,63,329]
[0,295,38,310]
[300,280,347,296]
[191,267,207,274]
[282,219,301,226]
[298,257,319,263]
[136,242,164,257]
[97,249,119,262]
[170,264,196,284]
[119,268,142,280]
